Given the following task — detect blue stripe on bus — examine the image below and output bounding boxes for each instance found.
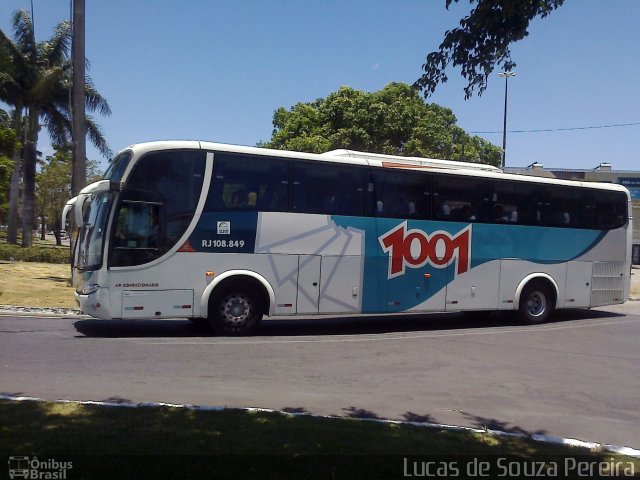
[189,212,607,313]
[332,217,606,312]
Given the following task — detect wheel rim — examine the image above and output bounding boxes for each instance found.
[220,294,252,325]
[526,291,546,317]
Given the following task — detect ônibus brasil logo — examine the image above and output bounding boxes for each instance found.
[379,222,472,279]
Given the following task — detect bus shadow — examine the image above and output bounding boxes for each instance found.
[258,308,624,336]
[73,319,213,338]
[73,308,625,339]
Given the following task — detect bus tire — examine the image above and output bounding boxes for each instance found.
[517,280,555,324]
[208,283,263,336]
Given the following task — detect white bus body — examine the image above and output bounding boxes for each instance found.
[70,141,632,335]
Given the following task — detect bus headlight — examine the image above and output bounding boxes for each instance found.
[79,284,100,295]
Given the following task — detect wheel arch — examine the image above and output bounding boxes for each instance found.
[200,270,276,318]
[514,273,559,309]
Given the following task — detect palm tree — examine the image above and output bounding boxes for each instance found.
[0,10,111,247]
[0,15,28,244]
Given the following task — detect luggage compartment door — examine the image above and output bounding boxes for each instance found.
[122,290,194,318]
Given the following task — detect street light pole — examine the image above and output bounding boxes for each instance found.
[498,71,515,168]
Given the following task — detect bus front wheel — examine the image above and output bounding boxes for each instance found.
[518,280,555,324]
[209,284,263,336]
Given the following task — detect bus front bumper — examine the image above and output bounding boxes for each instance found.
[75,287,113,319]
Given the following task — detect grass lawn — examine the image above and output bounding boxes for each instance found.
[0,261,76,308]
[1,399,637,479]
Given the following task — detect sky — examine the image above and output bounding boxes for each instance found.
[1,0,639,173]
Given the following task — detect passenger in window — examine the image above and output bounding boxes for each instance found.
[113,208,128,244]
[232,189,247,207]
[461,205,476,221]
[435,200,450,218]
[494,205,510,223]
[148,209,160,248]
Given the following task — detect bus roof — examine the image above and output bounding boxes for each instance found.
[114,140,629,196]
[323,149,503,173]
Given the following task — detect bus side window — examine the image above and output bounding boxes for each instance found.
[539,186,593,228]
[434,175,490,223]
[372,169,430,220]
[593,190,627,229]
[292,162,366,216]
[206,154,289,212]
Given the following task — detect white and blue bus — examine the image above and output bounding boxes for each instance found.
[68,141,632,335]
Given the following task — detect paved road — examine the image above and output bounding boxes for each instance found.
[1,304,639,448]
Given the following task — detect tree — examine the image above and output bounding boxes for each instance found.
[0,10,111,247]
[414,0,564,99]
[261,82,502,166]
[0,20,27,244]
[35,146,101,245]
[0,110,20,225]
[36,148,71,245]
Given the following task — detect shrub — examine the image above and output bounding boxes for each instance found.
[0,241,70,264]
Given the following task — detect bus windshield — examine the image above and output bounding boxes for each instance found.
[77,191,114,271]
[103,151,132,182]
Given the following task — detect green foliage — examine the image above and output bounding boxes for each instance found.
[0,118,19,225]
[36,147,102,243]
[0,154,13,224]
[0,240,69,263]
[261,82,502,166]
[415,0,564,99]
[36,149,72,241]
[0,9,111,247]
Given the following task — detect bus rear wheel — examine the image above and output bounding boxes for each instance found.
[209,285,263,336]
[518,280,555,324]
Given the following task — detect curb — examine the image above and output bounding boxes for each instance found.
[0,305,84,317]
[1,394,638,459]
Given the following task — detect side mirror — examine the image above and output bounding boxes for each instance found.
[62,197,77,230]
[75,194,89,227]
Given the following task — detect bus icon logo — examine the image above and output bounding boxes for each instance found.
[8,457,29,479]
[217,221,231,235]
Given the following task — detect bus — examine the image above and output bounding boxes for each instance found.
[68,141,632,335]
